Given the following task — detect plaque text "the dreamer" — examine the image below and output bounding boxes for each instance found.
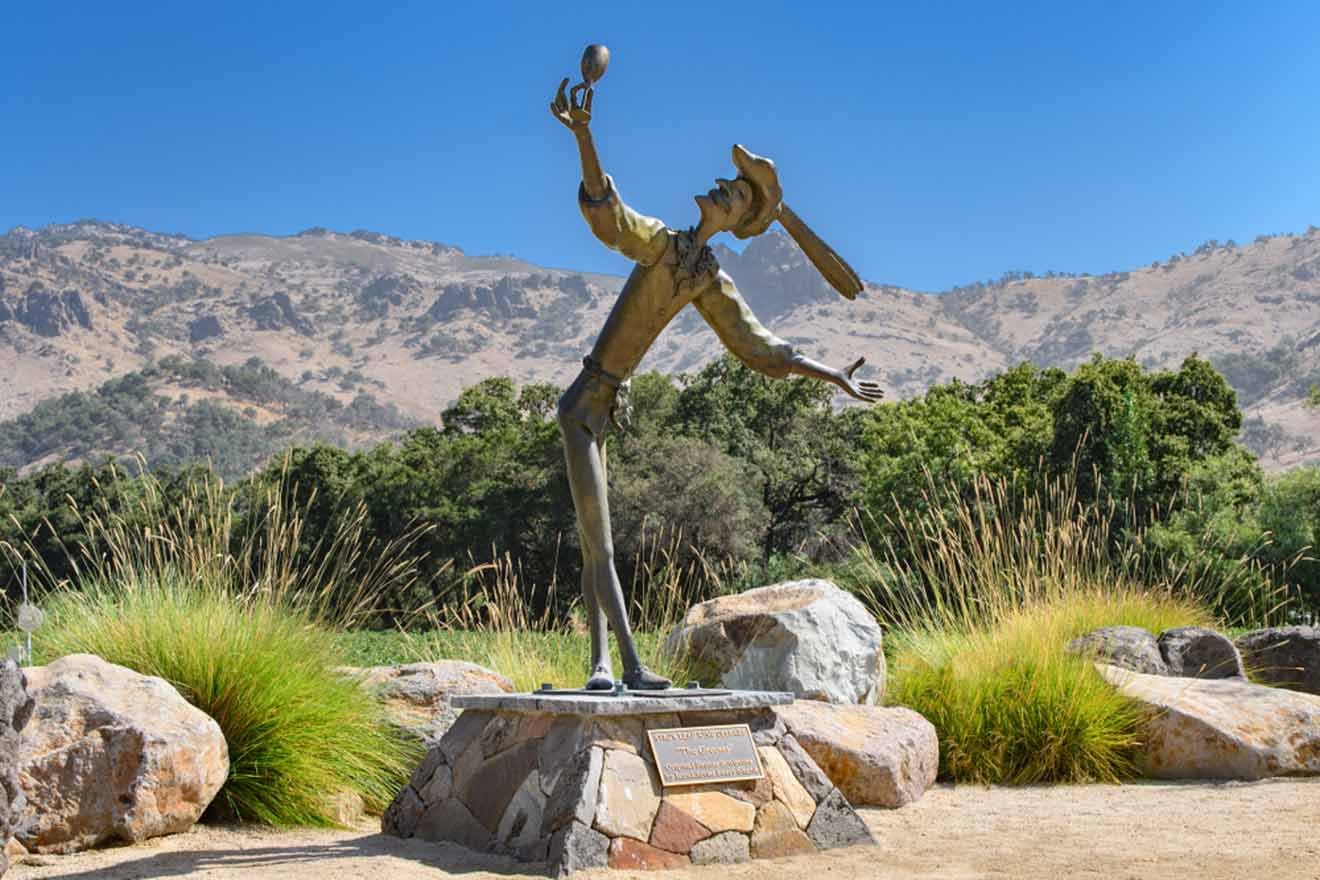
[646,724,765,787]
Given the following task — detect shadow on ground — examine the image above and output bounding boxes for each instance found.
[16,831,541,880]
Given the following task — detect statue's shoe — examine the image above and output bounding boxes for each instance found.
[623,666,672,690]
[585,667,615,691]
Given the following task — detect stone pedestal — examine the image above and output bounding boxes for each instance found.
[382,691,875,876]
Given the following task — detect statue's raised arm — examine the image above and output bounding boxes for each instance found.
[550,76,669,266]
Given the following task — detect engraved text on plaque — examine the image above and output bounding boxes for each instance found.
[646,724,764,787]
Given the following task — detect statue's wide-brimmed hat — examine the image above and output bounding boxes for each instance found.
[730,144,782,240]
[730,144,863,300]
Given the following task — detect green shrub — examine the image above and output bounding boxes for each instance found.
[888,591,1209,784]
[855,470,1229,784]
[39,572,419,825]
[11,466,427,826]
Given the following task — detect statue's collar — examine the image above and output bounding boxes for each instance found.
[672,228,718,294]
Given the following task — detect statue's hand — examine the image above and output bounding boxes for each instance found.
[835,357,885,403]
[550,78,593,131]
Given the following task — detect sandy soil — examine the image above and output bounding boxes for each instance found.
[10,779,1320,880]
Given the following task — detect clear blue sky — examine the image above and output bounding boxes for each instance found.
[3,1,1316,292]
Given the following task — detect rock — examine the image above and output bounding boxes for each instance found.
[341,661,513,745]
[497,773,545,852]
[0,662,33,878]
[1067,626,1167,675]
[3,838,25,865]
[19,654,228,853]
[663,791,755,833]
[1157,627,1245,679]
[543,745,602,833]
[776,702,938,808]
[777,734,834,802]
[750,800,816,859]
[648,801,711,853]
[418,763,452,803]
[664,579,885,704]
[591,717,645,754]
[1097,663,1320,779]
[756,746,816,827]
[415,798,490,851]
[592,749,660,839]
[437,710,492,764]
[608,837,690,869]
[547,820,609,877]
[690,830,751,865]
[805,789,874,849]
[455,739,539,832]
[381,786,425,837]
[1235,626,1320,695]
[14,286,93,337]
[538,717,592,797]
[724,773,774,807]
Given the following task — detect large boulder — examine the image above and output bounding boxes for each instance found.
[1097,663,1320,780]
[1157,627,1246,679]
[774,702,937,807]
[662,580,885,704]
[0,662,33,878]
[1234,626,1320,695]
[1066,626,1167,675]
[19,654,229,853]
[339,660,514,744]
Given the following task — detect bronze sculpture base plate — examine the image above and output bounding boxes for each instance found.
[533,686,733,698]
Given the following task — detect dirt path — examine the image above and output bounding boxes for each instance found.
[11,779,1320,880]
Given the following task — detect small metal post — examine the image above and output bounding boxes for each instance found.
[22,562,30,664]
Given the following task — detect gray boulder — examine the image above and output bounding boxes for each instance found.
[339,660,514,744]
[19,654,229,853]
[0,662,33,877]
[1066,626,1167,675]
[663,580,884,704]
[1157,627,1245,679]
[1234,626,1320,695]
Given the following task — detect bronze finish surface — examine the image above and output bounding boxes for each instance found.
[549,45,883,691]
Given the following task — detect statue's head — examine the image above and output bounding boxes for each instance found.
[694,145,783,239]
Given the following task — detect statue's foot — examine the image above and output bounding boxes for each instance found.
[585,665,615,691]
[622,666,672,691]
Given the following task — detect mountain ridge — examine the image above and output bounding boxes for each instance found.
[2,219,1318,473]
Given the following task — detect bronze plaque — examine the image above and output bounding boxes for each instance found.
[646,724,764,787]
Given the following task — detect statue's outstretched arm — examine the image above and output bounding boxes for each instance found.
[694,274,885,402]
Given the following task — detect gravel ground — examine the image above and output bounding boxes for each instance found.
[10,779,1320,880]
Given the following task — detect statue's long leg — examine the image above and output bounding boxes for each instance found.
[578,528,610,676]
[560,423,643,673]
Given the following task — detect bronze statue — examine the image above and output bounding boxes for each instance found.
[550,46,884,691]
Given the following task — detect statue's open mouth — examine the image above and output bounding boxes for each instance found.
[706,183,732,211]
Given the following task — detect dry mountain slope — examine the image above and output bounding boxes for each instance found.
[1,220,1318,472]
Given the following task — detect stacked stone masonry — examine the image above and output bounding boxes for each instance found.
[382,699,874,876]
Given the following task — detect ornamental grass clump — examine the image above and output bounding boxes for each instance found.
[10,462,427,826]
[855,469,1263,785]
[887,591,1210,784]
[38,572,418,825]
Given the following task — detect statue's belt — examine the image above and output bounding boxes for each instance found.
[582,356,631,431]
[582,356,626,389]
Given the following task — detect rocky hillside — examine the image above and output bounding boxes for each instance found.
[2,220,1318,474]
